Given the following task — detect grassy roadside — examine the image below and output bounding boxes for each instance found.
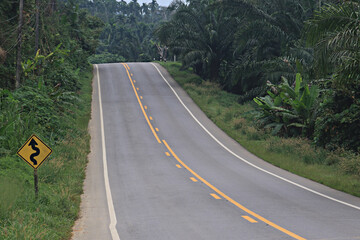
[159,61,360,197]
[0,68,93,239]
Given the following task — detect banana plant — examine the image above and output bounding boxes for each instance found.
[254,73,319,137]
[21,44,68,78]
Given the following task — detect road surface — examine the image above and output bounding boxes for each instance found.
[73,62,360,240]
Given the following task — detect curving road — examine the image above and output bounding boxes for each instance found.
[73,62,360,240]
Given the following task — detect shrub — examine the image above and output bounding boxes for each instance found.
[314,90,360,152]
[238,85,266,104]
[138,53,151,62]
[0,90,38,155]
[43,62,80,92]
[254,73,319,137]
[88,53,125,64]
[339,155,360,176]
[232,118,246,130]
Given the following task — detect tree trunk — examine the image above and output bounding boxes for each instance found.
[15,0,24,89]
[47,0,56,15]
[209,58,220,82]
[35,0,40,55]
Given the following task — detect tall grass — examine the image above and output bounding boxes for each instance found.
[0,68,92,239]
[160,62,360,197]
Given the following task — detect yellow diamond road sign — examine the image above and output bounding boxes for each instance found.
[17,134,52,169]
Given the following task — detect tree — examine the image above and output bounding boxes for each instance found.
[155,0,237,82]
[222,0,317,94]
[305,1,360,151]
[306,1,360,91]
[15,0,24,89]
[156,0,318,95]
[79,0,166,62]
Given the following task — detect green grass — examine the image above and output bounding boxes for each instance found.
[0,68,93,239]
[159,61,360,197]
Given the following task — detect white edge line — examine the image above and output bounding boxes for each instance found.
[150,62,360,211]
[96,64,121,240]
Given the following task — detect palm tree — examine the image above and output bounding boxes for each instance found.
[155,0,237,82]
[157,0,317,94]
[221,0,316,94]
[306,0,360,92]
[305,0,360,151]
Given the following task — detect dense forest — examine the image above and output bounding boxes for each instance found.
[0,0,359,166]
[0,0,170,88]
[80,0,172,63]
[0,0,170,152]
[0,0,103,151]
[155,0,360,152]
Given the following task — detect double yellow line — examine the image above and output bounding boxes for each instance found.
[121,63,306,240]
[122,63,161,144]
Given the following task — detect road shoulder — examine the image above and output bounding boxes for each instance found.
[72,68,112,240]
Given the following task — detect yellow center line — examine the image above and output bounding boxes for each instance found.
[176,164,182,168]
[134,80,136,83]
[123,63,305,240]
[121,63,161,144]
[190,177,198,182]
[162,139,306,240]
[149,116,153,120]
[242,216,258,223]
[144,106,148,110]
[190,177,197,182]
[165,152,170,157]
[210,193,221,199]
[155,128,159,132]
[140,96,143,99]
[137,88,139,91]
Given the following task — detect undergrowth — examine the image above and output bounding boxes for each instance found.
[0,68,92,239]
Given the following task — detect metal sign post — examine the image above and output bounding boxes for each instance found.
[34,169,38,199]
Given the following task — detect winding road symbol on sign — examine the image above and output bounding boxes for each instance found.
[17,135,52,169]
[28,139,40,165]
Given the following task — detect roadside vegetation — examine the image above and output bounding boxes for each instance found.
[0,0,101,239]
[155,0,360,153]
[160,61,360,197]
[155,0,360,195]
[0,71,92,239]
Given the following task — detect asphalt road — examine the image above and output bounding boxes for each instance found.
[73,62,360,240]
